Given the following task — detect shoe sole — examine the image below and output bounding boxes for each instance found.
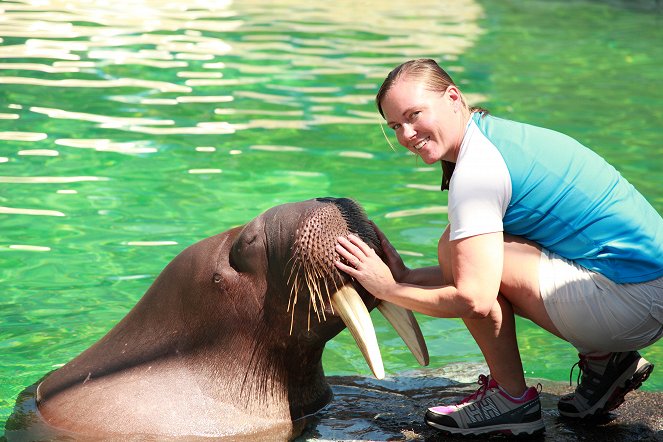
[559,360,654,419]
[425,418,545,437]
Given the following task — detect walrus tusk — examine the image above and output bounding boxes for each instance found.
[330,285,385,380]
[377,301,429,367]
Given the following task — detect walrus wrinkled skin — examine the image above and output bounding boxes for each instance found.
[23,197,427,440]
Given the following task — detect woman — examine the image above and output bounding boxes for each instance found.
[334,58,662,436]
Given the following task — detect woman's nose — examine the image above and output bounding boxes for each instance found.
[402,123,416,138]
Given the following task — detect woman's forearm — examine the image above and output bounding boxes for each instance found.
[382,282,474,318]
[402,265,445,286]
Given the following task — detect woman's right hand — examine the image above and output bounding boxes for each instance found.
[370,221,411,283]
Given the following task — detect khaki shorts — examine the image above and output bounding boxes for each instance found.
[539,249,663,354]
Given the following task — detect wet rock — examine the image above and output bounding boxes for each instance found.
[298,369,662,441]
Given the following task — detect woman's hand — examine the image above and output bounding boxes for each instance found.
[334,234,397,300]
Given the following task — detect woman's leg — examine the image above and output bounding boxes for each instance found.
[463,294,528,396]
[438,228,564,397]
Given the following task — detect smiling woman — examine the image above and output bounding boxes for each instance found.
[335,55,662,436]
[380,79,464,165]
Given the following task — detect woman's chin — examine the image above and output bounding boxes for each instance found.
[419,153,439,165]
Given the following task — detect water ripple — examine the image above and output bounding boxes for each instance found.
[17,149,59,156]
[0,76,191,92]
[4,245,51,252]
[0,206,65,217]
[125,241,179,246]
[30,106,174,127]
[54,139,157,155]
[0,176,109,183]
[0,132,47,141]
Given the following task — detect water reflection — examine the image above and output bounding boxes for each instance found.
[54,138,157,154]
[0,0,483,140]
[0,175,108,183]
[0,0,485,305]
[0,131,47,141]
[0,206,64,216]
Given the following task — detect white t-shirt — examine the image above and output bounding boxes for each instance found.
[448,118,512,241]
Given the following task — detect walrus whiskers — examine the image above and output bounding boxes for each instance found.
[288,257,339,332]
[287,234,345,333]
[285,199,386,336]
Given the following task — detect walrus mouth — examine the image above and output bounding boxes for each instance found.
[288,197,428,379]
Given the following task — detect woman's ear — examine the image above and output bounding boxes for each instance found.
[446,85,462,102]
[445,85,462,113]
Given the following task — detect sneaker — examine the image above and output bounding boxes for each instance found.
[425,374,545,436]
[558,351,655,418]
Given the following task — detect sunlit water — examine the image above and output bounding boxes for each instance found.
[1,0,662,432]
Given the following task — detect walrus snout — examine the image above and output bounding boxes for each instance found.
[294,197,379,276]
[288,197,429,379]
[287,197,378,324]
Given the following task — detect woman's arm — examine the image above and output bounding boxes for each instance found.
[403,266,445,286]
[370,221,444,286]
[334,231,503,319]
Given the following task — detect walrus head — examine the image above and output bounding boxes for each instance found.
[30,197,427,440]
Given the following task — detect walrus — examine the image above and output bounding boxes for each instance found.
[14,197,428,440]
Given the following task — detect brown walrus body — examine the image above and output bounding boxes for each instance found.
[16,197,426,440]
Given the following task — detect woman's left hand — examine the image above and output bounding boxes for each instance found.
[334,234,397,300]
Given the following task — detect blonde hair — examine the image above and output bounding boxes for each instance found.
[375,59,487,190]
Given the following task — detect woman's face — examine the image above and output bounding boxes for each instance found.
[381,77,463,164]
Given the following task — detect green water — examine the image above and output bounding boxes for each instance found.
[1,0,661,428]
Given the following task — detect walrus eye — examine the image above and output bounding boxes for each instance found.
[213,273,222,284]
[229,226,264,273]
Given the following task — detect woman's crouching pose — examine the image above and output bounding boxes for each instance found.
[335,59,661,436]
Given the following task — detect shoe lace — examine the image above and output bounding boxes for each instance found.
[568,354,587,386]
[458,374,491,405]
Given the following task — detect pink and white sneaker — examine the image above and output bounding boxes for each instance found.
[425,374,545,436]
